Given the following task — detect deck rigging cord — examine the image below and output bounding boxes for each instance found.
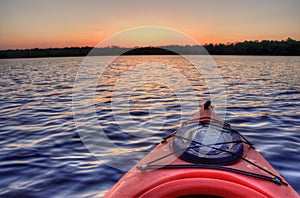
[137,120,287,186]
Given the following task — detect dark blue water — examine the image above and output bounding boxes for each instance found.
[0,56,299,197]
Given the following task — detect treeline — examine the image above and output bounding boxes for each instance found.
[205,38,300,55]
[0,38,299,59]
[0,47,92,59]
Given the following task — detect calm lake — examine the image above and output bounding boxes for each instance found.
[0,55,299,197]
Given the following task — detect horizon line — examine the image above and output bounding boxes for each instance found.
[1,37,297,51]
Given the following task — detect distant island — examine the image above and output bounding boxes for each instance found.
[0,38,299,59]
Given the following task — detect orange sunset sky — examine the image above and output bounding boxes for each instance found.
[0,0,299,50]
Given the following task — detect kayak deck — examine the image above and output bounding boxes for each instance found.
[104,102,298,197]
[104,137,298,198]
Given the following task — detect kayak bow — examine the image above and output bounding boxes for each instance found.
[104,101,298,198]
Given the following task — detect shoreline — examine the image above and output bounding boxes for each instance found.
[1,38,299,59]
[0,54,300,61]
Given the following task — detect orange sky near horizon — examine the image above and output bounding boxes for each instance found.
[0,0,300,50]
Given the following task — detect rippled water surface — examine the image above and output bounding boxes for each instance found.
[0,56,299,197]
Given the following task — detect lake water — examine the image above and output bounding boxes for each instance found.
[0,55,299,197]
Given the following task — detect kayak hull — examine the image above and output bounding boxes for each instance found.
[105,102,298,197]
[104,138,298,198]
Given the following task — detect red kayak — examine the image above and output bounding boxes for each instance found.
[104,101,298,198]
